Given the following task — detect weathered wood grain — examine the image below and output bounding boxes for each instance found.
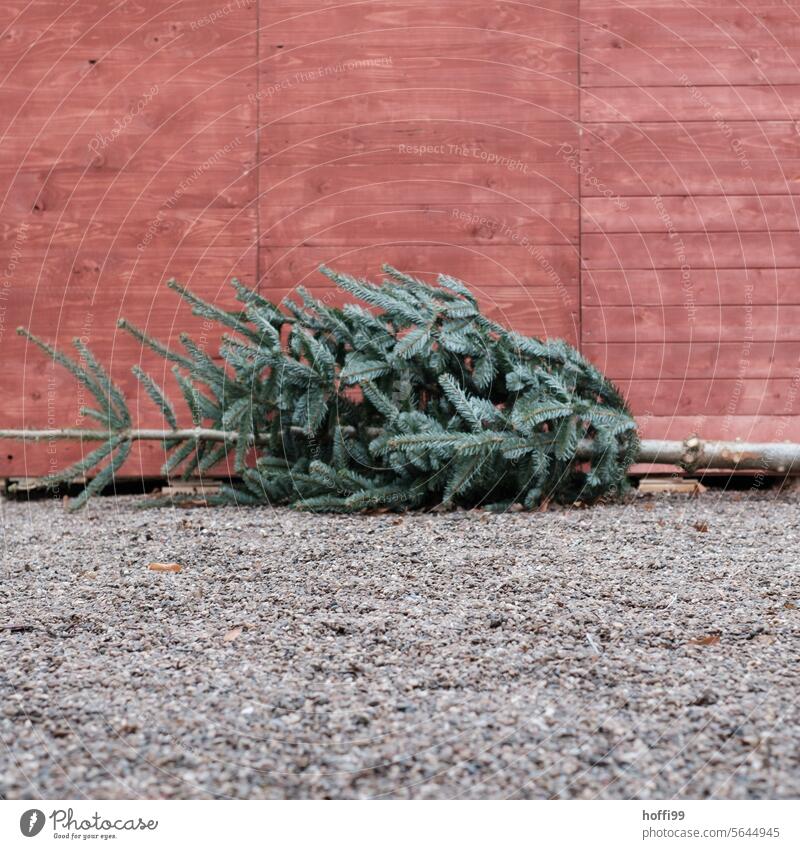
[260,202,577,246]
[260,88,578,124]
[582,86,800,123]
[2,251,257,341]
[582,268,800,306]
[581,44,800,87]
[262,122,578,168]
[581,5,800,48]
[261,164,577,206]
[0,0,259,476]
[582,196,800,234]
[582,232,800,270]
[261,2,578,42]
[583,305,800,343]
[582,121,800,163]
[261,31,576,73]
[637,415,800,443]
[581,160,800,198]
[618,378,800,417]
[583,341,800,380]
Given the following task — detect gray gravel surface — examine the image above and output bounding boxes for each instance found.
[1,492,799,799]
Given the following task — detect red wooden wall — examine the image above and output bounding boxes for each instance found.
[1,1,798,478]
[580,0,800,443]
[257,0,580,338]
[0,0,258,477]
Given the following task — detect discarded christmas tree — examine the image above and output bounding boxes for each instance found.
[12,266,639,511]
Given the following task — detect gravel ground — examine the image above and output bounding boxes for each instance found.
[1,490,799,800]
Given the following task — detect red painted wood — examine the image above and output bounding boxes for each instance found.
[256,0,582,389]
[581,5,800,48]
[581,1,800,442]
[2,255,256,343]
[0,0,256,54]
[638,416,800,443]
[582,121,800,163]
[262,31,576,75]
[0,0,258,477]
[8,0,800,477]
[617,378,800,417]
[261,203,577,246]
[262,164,576,208]
[261,3,578,42]
[582,232,800,270]
[581,45,800,87]
[583,305,800,344]
[583,342,800,380]
[582,196,800,234]
[583,86,800,123]
[580,160,800,198]
[583,269,800,306]
[262,122,579,167]
[261,90,577,125]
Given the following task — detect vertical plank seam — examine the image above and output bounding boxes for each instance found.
[255,0,262,292]
[577,0,584,353]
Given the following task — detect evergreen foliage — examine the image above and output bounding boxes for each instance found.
[16,266,638,511]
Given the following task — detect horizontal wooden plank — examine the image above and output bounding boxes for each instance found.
[580,159,800,197]
[637,415,800,444]
[582,268,800,306]
[582,121,800,162]
[583,342,800,380]
[582,305,800,343]
[0,0,256,67]
[582,195,800,234]
[0,164,256,221]
[266,0,575,10]
[581,6,800,48]
[580,44,800,87]
[261,3,578,43]
[1,116,256,176]
[260,87,577,124]
[262,122,579,168]
[261,164,577,206]
[618,378,799,417]
[0,63,255,113]
[1,90,255,142]
[583,0,798,6]
[582,85,800,123]
[261,29,575,72]
[1,249,256,336]
[0,207,255,251]
[259,243,579,296]
[260,54,576,92]
[582,232,800,270]
[260,202,577,246]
